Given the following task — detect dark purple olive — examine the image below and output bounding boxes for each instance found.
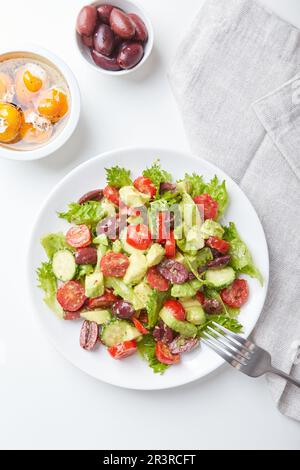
[78,189,103,205]
[188,272,196,281]
[96,216,119,239]
[159,182,177,194]
[128,13,148,42]
[94,24,115,57]
[206,255,231,269]
[81,35,93,48]
[76,5,97,37]
[112,300,135,319]
[75,247,98,265]
[153,321,174,344]
[97,4,114,24]
[110,8,135,39]
[80,321,98,350]
[169,336,199,354]
[91,49,121,71]
[203,299,223,315]
[157,260,189,285]
[211,248,221,258]
[117,42,144,69]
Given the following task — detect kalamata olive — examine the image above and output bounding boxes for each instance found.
[169,336,199,354]
[94,23,115,57]
[159,182,177,194]
[188,272,196,281]
[78,189,103,205]
[91,49,121,71]
[97,4,114,24]
[112,300,135,319]
[96,216,119,239]
[211,248,221,258]
[110,8,135,39]
[128,13,148,42]
[80,320,99,350]
[82,35,94,48]
[75,247,98,265]
[76,5,97,37]
[153,321,174,344]
[157,260,189,285]
[206,255,231,269]
[117,42,144,69]
[203,299,223,315]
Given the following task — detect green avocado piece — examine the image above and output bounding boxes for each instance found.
[85,272,104,298]
[200,220,224,239]
[146,243,165,267]
[80,309,111,325]
[123,252,148,285]
[132,281,153,310]
[160,307,197,338]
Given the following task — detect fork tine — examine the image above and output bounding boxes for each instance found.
[211,321,256,351]
[206,326,251,360]
[202,332,247,366]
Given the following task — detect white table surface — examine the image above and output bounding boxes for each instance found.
[1,0,299,451]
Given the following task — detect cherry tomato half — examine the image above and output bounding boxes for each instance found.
[164,300,186,321]
[133,176,156,199]
[155,341,180,365]
[126,224,152,250]
[87,289,118,309]
[165,230,176,258]
[66,224,91,248]
[100,252,129,278]
[221,279,249,308]
[108,340,137,359]
[196,291,206,305]
[147,267,170,292]
[193,193,218,220]
[132,317,148,335]
[57,281,86,312]
[206,236,230,255]
[103,185,120,206]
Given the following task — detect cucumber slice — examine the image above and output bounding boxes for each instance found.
[101,320,141,347]
[80,309,111,325]
[205,267,235,289]
[52,250,76,281]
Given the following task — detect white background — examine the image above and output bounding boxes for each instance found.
[0,0,299,450]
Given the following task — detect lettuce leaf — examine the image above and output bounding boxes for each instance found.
[76,264,94,280]
[58,201,104,227]
[143,160,172,195]
[146,289,169,328]
[137,335,169,374]
[223,222,263,285]
[41,232,72,259]
[37,262,63,319]
[198,315,243,337]
[105,166,132,188]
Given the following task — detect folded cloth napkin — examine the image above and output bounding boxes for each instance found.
[168,0,300,421]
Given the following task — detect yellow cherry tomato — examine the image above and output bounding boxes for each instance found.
[37,88,69,123]
[0,102,23,143]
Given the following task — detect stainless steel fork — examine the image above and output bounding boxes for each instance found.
[202,322,300,388]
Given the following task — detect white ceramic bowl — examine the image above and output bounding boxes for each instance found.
[75,0,154,76]
[0,45,81,161]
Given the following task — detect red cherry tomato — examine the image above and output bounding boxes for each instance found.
[66,224,91,248]
[133,176,156,199]
[108,340,137,359]
[206,236,230,254]
[100,252,129,277]
[196,291,206,305]
[103,185,120,206]
[57,281,86,312]
[193,193,218,220]
[87,289,118,309]
[132,317,148,335]
[165,230,176,258]
[126,224,152,250]
[147,267,170,292]
[221,279,249,308]
[155,341,180,365]
[164,300,186,321]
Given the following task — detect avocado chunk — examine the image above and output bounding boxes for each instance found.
[171,279,202,298]
[101,320,141,347]
[85,272,104,298]
[119,186,150,207]
[160,307,197,338]
[112,239,122,253]
[101,198,116,216]
[132,281,153,310]
[80,309,111,325]
[146,243,165,267]
[123,252,148,285]
[180,299,206,326]
[200,220,224,239]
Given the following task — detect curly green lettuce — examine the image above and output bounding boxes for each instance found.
[146,289,170,328]
[58,201,104,227]
[143,160,172,195]
[198,315,243,337]
[37,262,63,319]
[41,232,72,259]
[105,166,132,188]
[137,335,169,374]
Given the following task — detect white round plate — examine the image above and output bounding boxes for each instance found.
[27,147,269,390]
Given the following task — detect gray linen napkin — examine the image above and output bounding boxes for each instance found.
[168,0,300,420]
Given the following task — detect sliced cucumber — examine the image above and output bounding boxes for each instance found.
[101,320,141,347]
[205,267,235,289]
[52,250,76,281]
[80,309,111,325]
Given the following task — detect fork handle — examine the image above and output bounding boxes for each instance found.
[269,368,300,389]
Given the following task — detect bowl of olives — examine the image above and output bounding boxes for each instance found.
[75,0,154,75]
